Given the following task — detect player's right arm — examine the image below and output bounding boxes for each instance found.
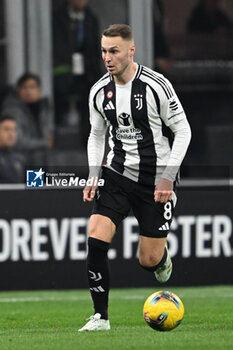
[83,126,107,201]
[83,87,107,202]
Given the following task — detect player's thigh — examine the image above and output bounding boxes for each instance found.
[88,214,116,243]
[138,236,167,266]
[131,188,176,237]
[92,168,131,233]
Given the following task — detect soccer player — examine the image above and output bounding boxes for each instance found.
[79,24,191,331]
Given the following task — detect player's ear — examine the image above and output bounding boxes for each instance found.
[129,44,135,57]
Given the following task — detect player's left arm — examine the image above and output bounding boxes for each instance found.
[155,119,191,203]
[154,79,191,203]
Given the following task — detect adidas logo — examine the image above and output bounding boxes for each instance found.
[104,101,115,110]
[90,285,105,293]
[158,222,170,231]
[169,99,179,111]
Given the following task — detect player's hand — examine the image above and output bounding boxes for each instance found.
[83,185,97,202]
[154,178,173,203]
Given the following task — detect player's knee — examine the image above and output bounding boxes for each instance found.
[88,215,115,242]
[88,217,104,238]
[139,254,161,269]
[88,225,110,241]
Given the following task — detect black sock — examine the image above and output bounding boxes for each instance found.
[140,248,168,272]
[87,237,110,320]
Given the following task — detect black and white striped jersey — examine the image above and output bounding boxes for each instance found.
[89,64,187,185]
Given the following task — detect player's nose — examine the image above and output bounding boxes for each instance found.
[104,53,111,63]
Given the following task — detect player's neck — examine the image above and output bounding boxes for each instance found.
[114,62,137,85]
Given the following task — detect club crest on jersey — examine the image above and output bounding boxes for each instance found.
[134,94,143,110]
[117,113,132,127]
[107,90,113,99]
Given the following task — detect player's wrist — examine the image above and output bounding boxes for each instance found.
[160,171,177,183]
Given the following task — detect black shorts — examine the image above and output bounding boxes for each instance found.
[92,167,176,238]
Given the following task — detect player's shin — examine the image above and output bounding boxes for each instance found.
[87,237,110,320]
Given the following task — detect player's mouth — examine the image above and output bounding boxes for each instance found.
[107,65,115,71]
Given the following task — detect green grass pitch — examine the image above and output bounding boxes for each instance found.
[0,286,232,350]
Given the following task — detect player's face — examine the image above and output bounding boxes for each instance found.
[0,120,17,147]
[18,79,41,103]
[101,36,135,78]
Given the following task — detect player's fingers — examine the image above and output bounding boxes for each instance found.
[90,189,96,199]
[161,191,173,203]
[83,186,97,202]
[161,195,169,203]
[159,192,168,203]
[155,191,172,203]
[83,194,93,202]
[168,192,173,202]
[83,192,88,202]
[154,191,162,202]
[83,186,92,202]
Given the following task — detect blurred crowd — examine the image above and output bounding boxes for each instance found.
[0,0,232,183]
[187,0,232,36]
